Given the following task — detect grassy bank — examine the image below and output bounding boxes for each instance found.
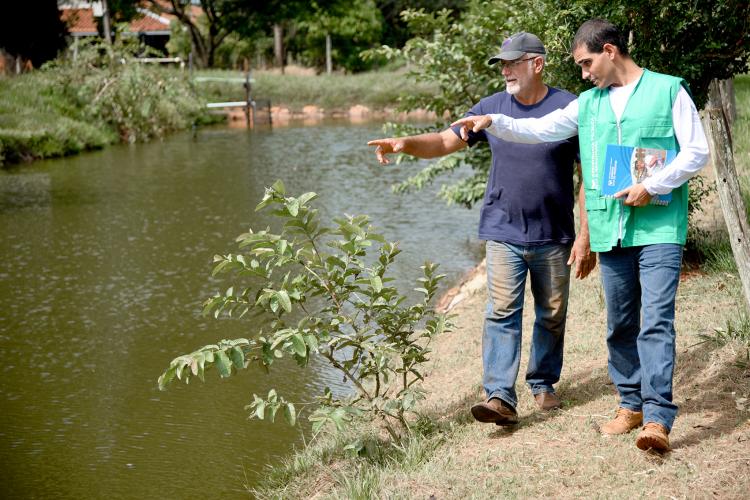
[194,67,436,112]
[248,76,750,498]
[0,70,116,165]
[734,75,750,218]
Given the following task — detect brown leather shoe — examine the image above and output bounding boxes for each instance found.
[600,407,643,435]
[636,422,670,452]
[471,398,518,426]
[534,391,561,411]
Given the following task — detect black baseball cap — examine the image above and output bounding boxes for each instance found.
[488,32,546,64]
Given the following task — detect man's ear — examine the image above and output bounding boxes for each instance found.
[602,43,618,59]
[535,56,546,73]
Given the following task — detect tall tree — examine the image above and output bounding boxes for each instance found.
[298,0,384,73]
[147,0,233,67]
[223,0,334,71]
[375,0,467,48]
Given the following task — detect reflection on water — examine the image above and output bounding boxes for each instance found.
[0,122,481,498]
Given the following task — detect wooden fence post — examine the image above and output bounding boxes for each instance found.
[703,79,750,311]
[718,78,736,130]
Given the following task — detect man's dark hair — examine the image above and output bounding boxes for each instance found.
[572,18,629,56]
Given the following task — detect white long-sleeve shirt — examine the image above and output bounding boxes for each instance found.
[487,85,709,195]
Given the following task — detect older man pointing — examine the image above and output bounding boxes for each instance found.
[369,32,595,426]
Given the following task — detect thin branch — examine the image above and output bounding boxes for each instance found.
[322,351,371,402]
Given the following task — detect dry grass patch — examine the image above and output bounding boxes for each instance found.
[371,266,750,500]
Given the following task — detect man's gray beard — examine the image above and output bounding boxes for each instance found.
[506,82,520,95]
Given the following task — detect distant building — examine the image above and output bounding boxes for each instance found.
[59,1,173,53]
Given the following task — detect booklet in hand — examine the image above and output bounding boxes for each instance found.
[601,144,676,206]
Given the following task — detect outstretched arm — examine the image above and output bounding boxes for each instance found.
[451,100,580,144]
[367,129,467,165]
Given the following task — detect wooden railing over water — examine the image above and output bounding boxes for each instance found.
[194,72,272,127]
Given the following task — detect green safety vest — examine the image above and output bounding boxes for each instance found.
[578,69,689,252]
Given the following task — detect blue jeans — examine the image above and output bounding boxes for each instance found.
[599,243,682,431]
[483,241,571,409]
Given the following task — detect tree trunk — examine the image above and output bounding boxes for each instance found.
[325,33,332,75]
[703,79,750,312]
[273,24,284,74]
[187,25,208,68]
[101,0,112,44]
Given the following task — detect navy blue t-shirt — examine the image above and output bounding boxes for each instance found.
[451,87,578,245]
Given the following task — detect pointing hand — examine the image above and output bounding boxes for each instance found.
[367,138,405,165]
[450,115,492,141]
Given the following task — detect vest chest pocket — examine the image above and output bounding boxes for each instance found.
[584,188,607,211]
[638,125,675,149]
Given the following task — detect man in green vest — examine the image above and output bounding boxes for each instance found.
[451,18,709,452]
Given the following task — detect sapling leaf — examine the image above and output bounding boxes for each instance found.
[276,290,292,313]
[284,403,296,426]
[215,350,232,378]
[291,334,307,357]
[255,400,266,420]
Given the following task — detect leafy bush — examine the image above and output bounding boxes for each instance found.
[158,181,449,440]
[44,39,205,143]
[0,39,211,166]
[0,69,115,166]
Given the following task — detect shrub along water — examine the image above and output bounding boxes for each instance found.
[158,181,449,442]
[0,40,208,167]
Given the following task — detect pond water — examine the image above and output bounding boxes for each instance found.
[0,121,481,498]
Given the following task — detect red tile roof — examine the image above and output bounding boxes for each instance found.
[60,8,98,35]
[130,10,170,33]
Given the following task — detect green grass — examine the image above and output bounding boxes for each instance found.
[701,314,750,347]
[688,75,750,271]
[696,233,738,273]
[735,75,750,219]
[249,415,450,498]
